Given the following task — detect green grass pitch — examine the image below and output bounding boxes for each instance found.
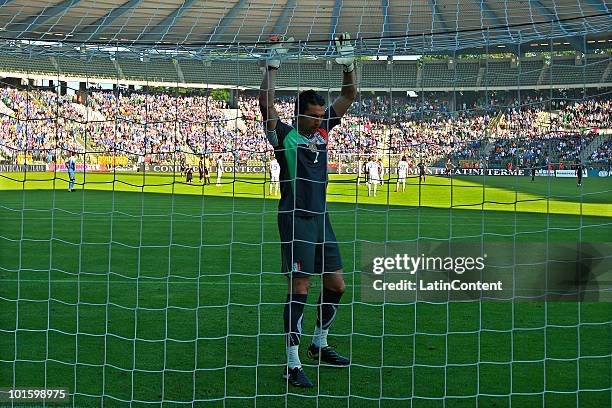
[0,171,610,408]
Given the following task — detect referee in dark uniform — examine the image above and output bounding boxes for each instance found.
[418,161,426,183]
[259,34,357,388]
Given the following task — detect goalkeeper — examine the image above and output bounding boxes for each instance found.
[258,34,357,388]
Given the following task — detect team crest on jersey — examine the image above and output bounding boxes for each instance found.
[292,262,302,272]
[312,130,327,144]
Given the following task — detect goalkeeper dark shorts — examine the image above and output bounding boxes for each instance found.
[278,212,343,278]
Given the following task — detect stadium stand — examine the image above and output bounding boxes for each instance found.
[1,86,608,168]
[1,53,609,90]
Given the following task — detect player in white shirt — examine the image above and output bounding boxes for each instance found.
[215,155,223,186]
[377,159,385,186]
[366,157,379,197]
[395,155,409,192]
[269,157,281,196]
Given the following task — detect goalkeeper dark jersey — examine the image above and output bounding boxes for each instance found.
[268,107,341,217]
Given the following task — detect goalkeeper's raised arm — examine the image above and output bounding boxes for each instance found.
[331,33,358,118]
[258,35,292,138]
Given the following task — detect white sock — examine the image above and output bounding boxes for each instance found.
[312,326,329,348]
[287,345,301,369]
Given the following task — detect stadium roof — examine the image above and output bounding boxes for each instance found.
[0,0,610,58]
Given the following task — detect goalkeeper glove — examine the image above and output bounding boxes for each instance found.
[259,35,293,71]
[334,33,355,72]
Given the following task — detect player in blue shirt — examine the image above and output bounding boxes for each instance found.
[259,34,357,388]
[66,152,76,192]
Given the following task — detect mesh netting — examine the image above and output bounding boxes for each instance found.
[0,1,611,407]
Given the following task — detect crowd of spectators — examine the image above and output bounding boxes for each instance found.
[553,99,611,132]
[489,99,610,165]
[0,88,85,162]
[0,88,609,167]
[88,92,229,160]
[590,140,611,163]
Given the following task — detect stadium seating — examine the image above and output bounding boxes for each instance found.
[420,61,479,88]
[483,60,519,87]
[119,58,179,83]
[516,59,545,87]
[0,53,53,75]
[421,61,454,88]
[547,56,609,85]
[57,56,118,79]
[0,53,608,90]
[0,53,609,168]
